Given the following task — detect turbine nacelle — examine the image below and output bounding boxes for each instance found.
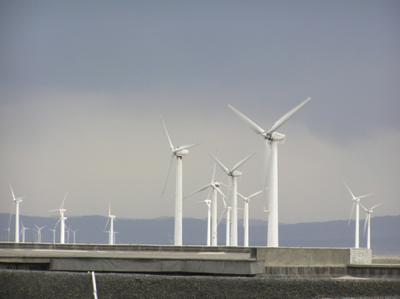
[230,170,242,177]
[265,131,286,142]
[174,148,189,157]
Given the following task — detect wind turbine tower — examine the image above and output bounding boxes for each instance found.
[10,185,23,243]
[238,190,263,247]
[345,183,373,248]
[212,154,254,246]
[161,119,196,246]
[228,98,311,247]
[361,203,382,249]
[21,222,29,243]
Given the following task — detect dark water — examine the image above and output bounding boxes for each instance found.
[1,270,400,299]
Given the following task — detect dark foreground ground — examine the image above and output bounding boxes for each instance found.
[1,270,400,299]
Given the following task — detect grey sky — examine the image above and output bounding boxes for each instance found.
[0,1,399,223]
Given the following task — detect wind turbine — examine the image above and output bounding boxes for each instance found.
[228,97,311,247]
[20,222,29,243]
[4,212,12,242]
[104,204,116,245]
[50,228,56,244]
[50,193,68,244]
[71,229,77,244]
[345,183,373,249]
[197,199,212,246]
[360,202,382,249]
[212,154,254,246]
[34,225,46,243]
[10,185,23,243]
[161,119,196,246]
[185,164,226,246]
[238,190,263,247]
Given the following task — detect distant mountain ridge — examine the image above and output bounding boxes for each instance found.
[0,214,399,255]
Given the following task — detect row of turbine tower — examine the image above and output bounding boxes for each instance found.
[7,186,117,245]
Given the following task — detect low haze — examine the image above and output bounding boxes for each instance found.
[0,1,399,223]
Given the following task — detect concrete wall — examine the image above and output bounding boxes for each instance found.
[256,247,372,267]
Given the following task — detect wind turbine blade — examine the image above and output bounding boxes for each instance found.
[344,182,356,199]
[217,207,227,225]
[237,192,246,200]
[359,203,368,212]
[262,142,271,196]
[231,153,255,172]
[9,184,16,201]
[227,104,266,135]
[211,162,217,183]
[357,193,373,200]
[267,97,311,134]
[215,187,226,199]
[176,144,196,151]
[53,218,61,229]
[347,202,355,225]
[210,155,230,175]
[248,190,263,199]
[104,218,110,231]
[61,192,69,209]
[363,215,368,235]
[160,154,174,198]
[184,184,211,199]
[371,203,382,210]
[161,118,174,151]
[108,203,111,217]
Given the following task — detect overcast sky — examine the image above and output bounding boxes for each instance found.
[0,1,399,223]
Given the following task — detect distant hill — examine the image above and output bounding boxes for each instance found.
[0,214,399,255]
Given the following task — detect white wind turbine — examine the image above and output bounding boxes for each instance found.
[20,222,29,243]
[4,212,12,242]
[161,119,196,246]
[71,228,77,244]
[196,199,212,246]
[50,193,68,244]
[105,204,116,245]
[360,202,382,250]
[185,164,226,246]
[228,98,311,247]
[50,228,56,244]
[345,183,373,249]
[34,225,46,243]
[238,190,263,247]
[212,154,254,246]
[10,185,23,243]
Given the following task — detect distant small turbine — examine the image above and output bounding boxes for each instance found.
[105,204,116,245]
[50,228,56,244]
[345,183,373,249]
[185,163,226,246]
[50,193,68,244]
[20,222,29,243]
[360,202,382,249]
[34,225,46,243]
[10,185,23,243]
[212,153,254,246]
[238,190,263,247]
[196,199,212,246]
[71,229,77,244]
